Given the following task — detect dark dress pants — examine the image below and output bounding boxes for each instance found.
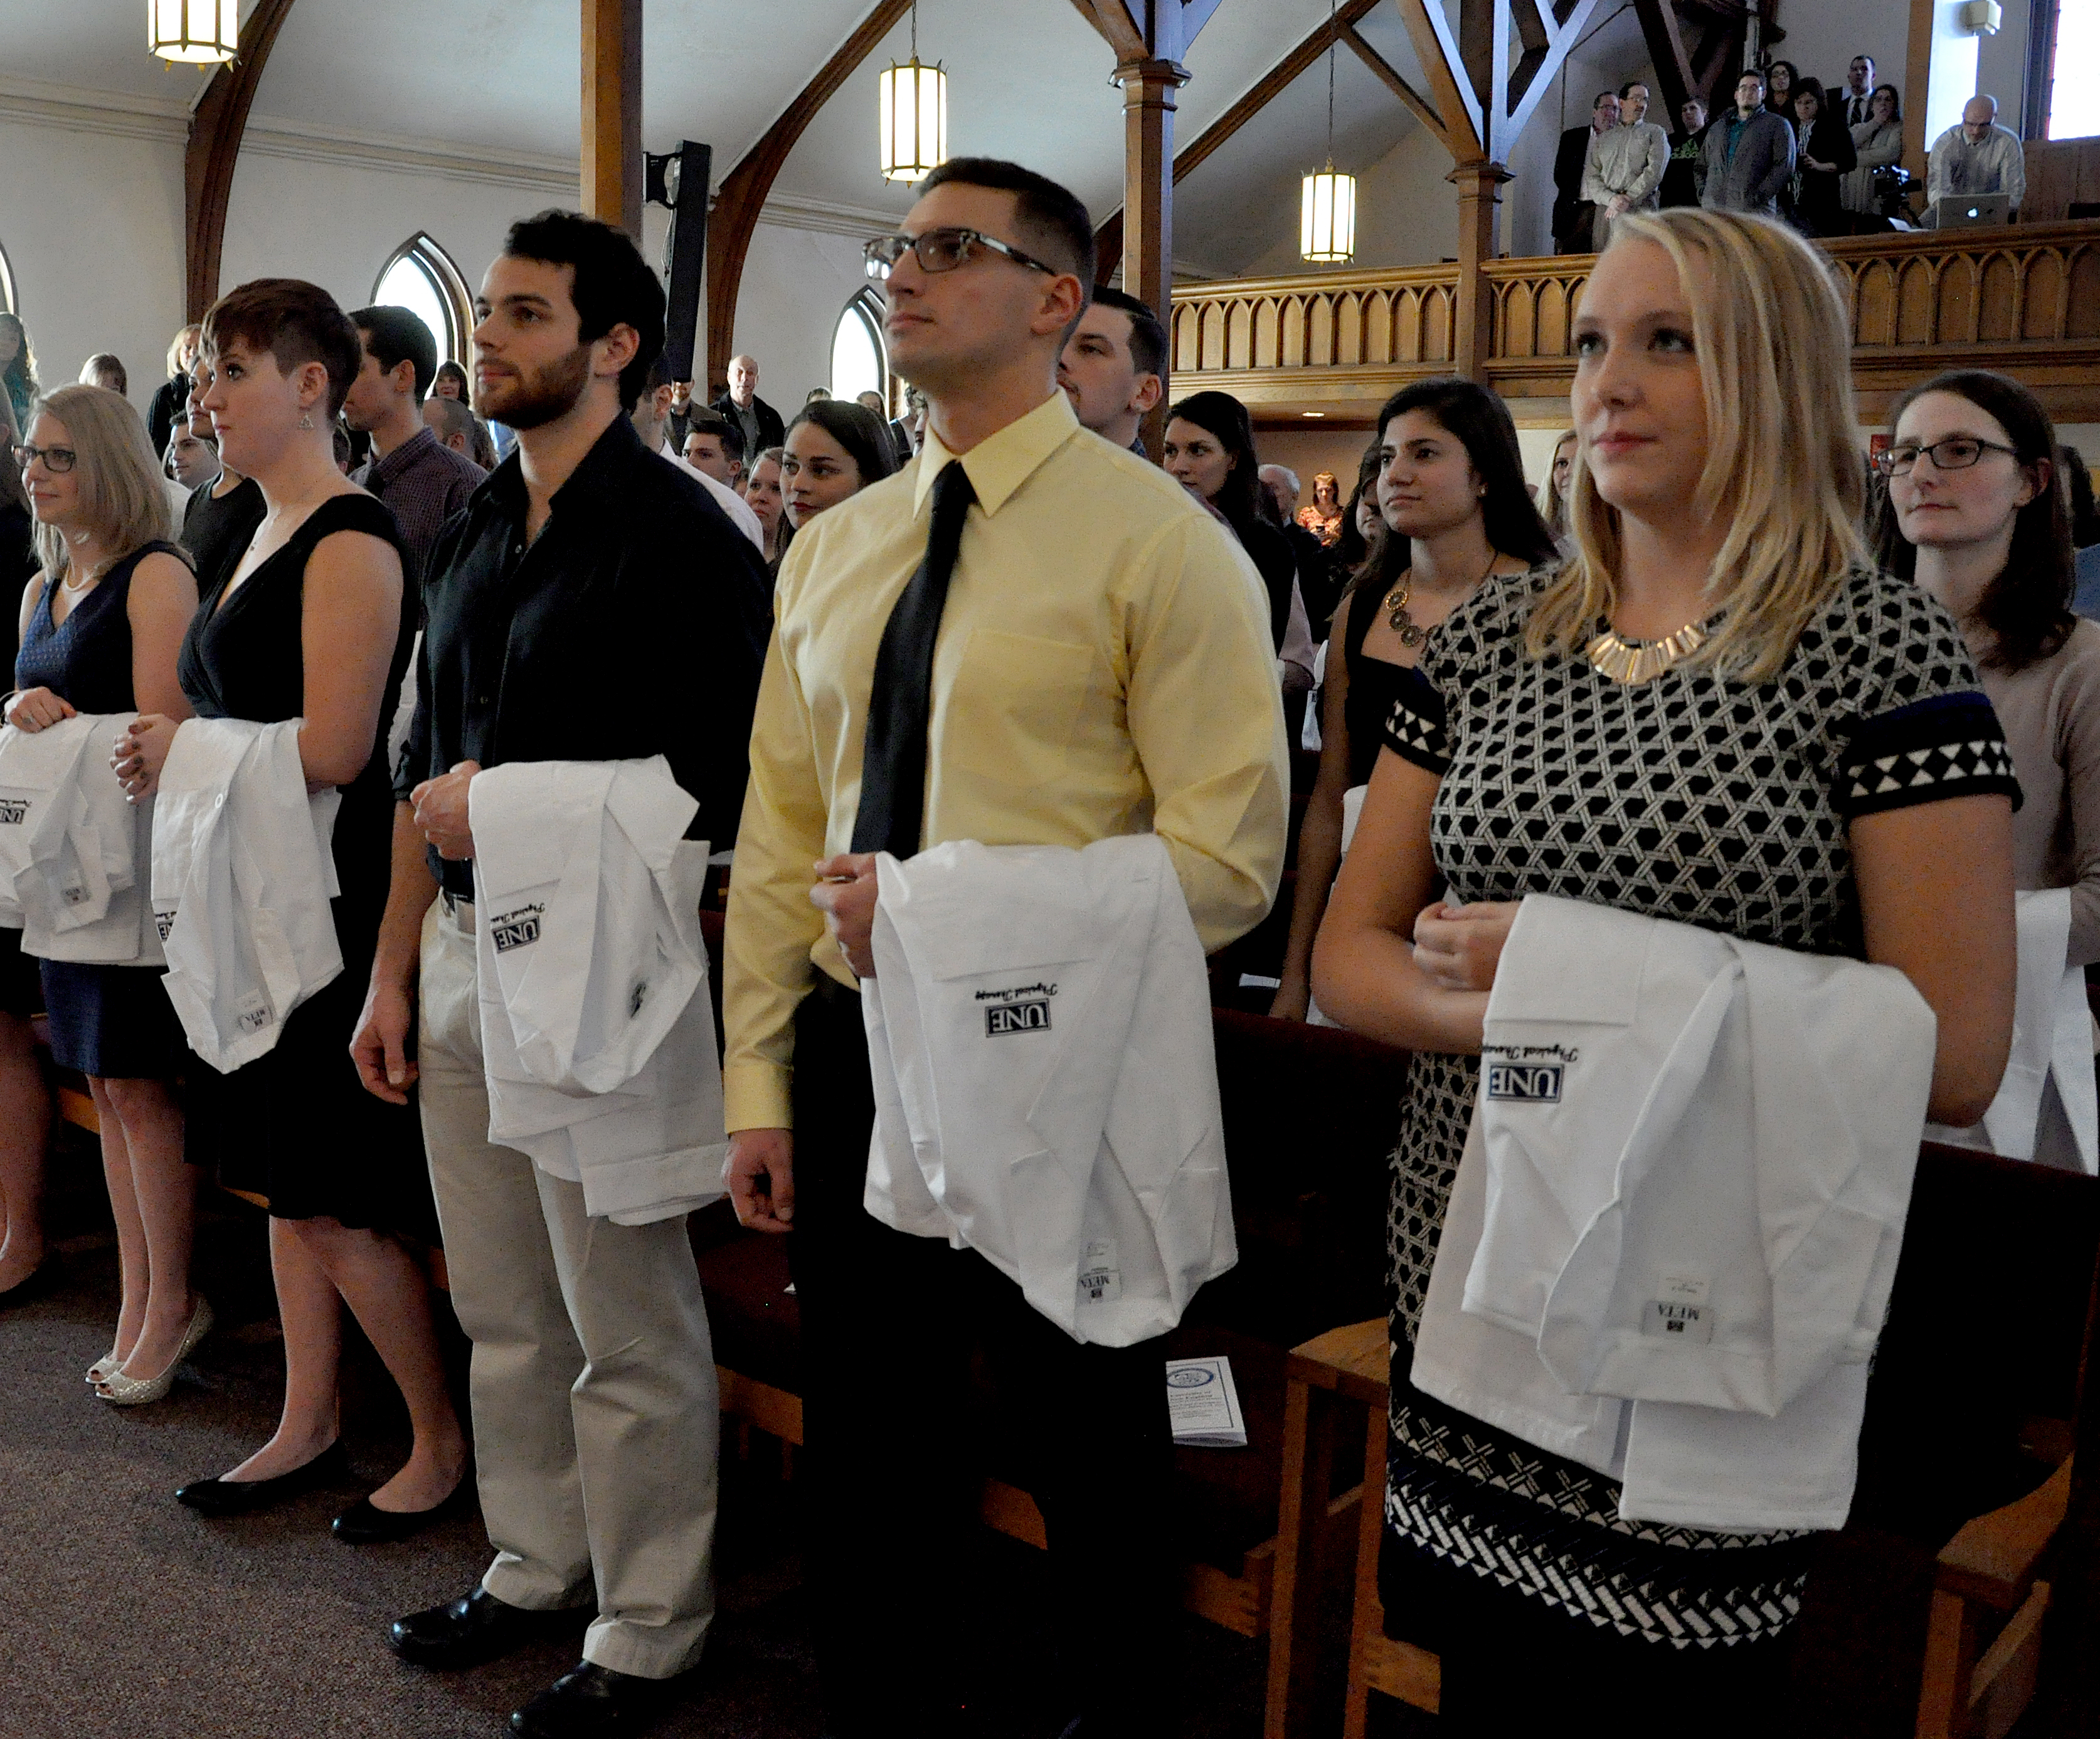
[789,978,1179,1737]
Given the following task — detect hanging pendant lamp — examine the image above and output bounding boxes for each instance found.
[878,2,948,184]
[149,0,238,65]
[1300,0,1358,262]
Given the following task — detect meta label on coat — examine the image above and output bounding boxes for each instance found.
[1078,1238,1123,1304]
[489,902,545,954]
[1643,1272,1715,1343]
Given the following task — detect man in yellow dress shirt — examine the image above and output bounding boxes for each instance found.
[722,157,1288,1738]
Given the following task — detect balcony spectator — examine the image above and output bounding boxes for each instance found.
[1763,58,1798,118]
[1582,80,1668,248]
[1925,96,2025,224]
[1661,97,1710,208]
[1701,70,1796,217]
[1843,85,1906,225]
[147,325,201,457]
[1554,91,1619,252]
[1789,80,1857,238]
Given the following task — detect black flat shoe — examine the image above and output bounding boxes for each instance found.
[511,1661,677,1738]
[391,1587,585,1672]
[175,1442,348,1516]
[0,1258,60,1307]
[332,1482,467,1545]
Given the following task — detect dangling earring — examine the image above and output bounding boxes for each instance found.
[299,412,314,430]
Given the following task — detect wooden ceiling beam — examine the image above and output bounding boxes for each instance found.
[581,0,643,239]
[704,0,913,386]
[184,0,300,322]
[1393,0,1484,160]
[1341,23,1448,149]
[1632,0,1698,120]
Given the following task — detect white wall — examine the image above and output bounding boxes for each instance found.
[1770,8,1909,103]
[0,116,184,417]
[728,222,880,412]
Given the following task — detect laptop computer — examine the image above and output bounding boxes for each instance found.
[1934,193,2012,228]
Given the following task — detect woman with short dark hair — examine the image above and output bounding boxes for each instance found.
[1877,368,2098,1166]
[1788,78,1857,237]
[114,277,464,1535]
[1270,378,1556,1023]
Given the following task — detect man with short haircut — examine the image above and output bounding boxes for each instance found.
[421,392,478,460]
[1554,90,1619,251]
[1663,97,1709,207]
[1583,80,1669,247]
[1926,95,2026,222]
[633,356,765,551]
[1056,284,1165,454]
[723,157,1287,1735]
[666,376,693,451]
[1700,70,1796,215]
[1838,55,1875,127]
[681,409,744,486]
[709,352,784,465]
[343,304,484,580]
[359,210,770,1738]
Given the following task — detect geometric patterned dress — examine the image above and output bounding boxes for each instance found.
[1378,564,2020,1651]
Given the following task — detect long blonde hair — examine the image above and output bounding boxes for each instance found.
[1525,209,1866,683]
[28,385,176,583]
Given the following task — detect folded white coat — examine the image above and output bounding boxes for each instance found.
[860,834,1235,1347]
[1414,893,1938,1533]
[151,718,344,1070]
[467,757,726,1225]
[1924,887,2097,1173]
[0,713,157,960]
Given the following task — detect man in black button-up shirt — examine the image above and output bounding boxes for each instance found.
[354,210,766,1739]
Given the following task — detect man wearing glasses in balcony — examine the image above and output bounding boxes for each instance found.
[721,157,1287,1736]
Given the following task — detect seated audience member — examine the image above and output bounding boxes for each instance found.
[12,385,201,1382]
[147,325,201,458]
[166,420,221,493]
[1058,284,1166,454]
[1270,378,1555,1023]
[781,398,896,532]
[115,276,465,1539]
[1877,370,2099,1165]
[2063,446,2100,617]
[682,408,745,487]
[1297,469,1345,545]
[420,392,477,460]
[1163,390,1315,696]
[1583,80,1668,248]
[1661,98,1709,208]
[1312,209,2016,1729]
[1926,95,2025,222]
[78,354,128,398]
[431,358,469,402]
[632,356,766,551]
[1701,71,1796,216]
[0,433,53,1303]
[744,444,789,566]
[711,352,785,461]
[1,312,40,440]
[1843,85,1905,223]
[1788,79,1857,237]
[343,304,485,582]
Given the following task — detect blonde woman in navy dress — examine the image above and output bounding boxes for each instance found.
[114,281,465,1538]
[10,385,199,1395]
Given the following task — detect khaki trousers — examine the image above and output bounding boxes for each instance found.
[418,899,719,1679]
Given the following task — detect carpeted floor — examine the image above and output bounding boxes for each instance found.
[0,1134,1412,1739]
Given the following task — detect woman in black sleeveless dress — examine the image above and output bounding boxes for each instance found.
[1269,381,1556,1022]
[116,282,465,1536]
[7,390,198,1369]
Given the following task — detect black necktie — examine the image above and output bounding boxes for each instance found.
[851,459,976,858]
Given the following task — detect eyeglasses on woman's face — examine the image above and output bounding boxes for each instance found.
[1873,436,2020,477]
[864,227,1058,281]
[13,442,75,475]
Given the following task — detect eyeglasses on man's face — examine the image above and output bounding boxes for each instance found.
[1873,436,2020,477]
[12,443,76,475]
[864,227,1058,282]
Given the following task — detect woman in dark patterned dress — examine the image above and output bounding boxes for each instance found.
[115,280,466,1538]
[12,386,200,1399]
[1313,210,2019,1730]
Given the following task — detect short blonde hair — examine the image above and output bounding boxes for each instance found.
[1525,210,1866,683]
[166,323,203,377]
[28,385,177,582]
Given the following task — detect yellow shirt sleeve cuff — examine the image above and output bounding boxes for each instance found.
[723,1061,795,1135]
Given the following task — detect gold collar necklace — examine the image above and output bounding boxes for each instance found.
[1585,617,1709,684]
[1383,550,1500,650]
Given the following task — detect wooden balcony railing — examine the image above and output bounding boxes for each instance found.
[1167,219,2100,421]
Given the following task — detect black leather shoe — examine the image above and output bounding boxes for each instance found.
[390,1587,584,1671]
[331,1482,467,1545]
[175,1442,349,1516]
[509,1661,676,1737]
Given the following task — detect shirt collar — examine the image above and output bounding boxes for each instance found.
[482,412,647,527]
[911,390,1079,519]
[366,423,437,488]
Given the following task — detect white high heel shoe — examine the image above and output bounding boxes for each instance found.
[95,1297,214,1407]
